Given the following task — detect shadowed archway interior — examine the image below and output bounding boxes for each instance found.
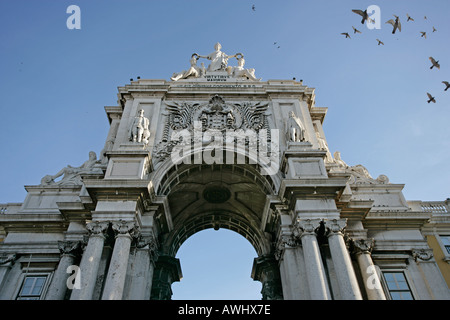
[159,163,275,257]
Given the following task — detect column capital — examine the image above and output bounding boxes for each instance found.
[0,253,17,266]
[294,218,322,237]
[324,218,347,236]
[111,220,139,238]
[136,233,159,261]
[274,234,299,260]
[351,238,374,255]
[57,240,82,258]
[86,221,110,236]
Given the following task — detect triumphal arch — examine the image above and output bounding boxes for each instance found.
[0,43,449,300]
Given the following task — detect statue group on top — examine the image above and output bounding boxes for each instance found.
[331,151,390,185]
[171,42,261,81]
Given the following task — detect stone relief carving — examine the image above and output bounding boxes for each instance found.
[171,43,260,81]
[412,248,433,262]
[153,95,269,162]
[129,109,151,144]
[40,151,102,186]
[331,151,390,185]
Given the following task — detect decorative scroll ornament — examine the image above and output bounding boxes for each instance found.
[0,253,16,265]
[412,248,433,262]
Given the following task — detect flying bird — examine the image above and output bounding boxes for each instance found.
[376,39,384,45]
[352,9,371,24]
[432,26,437,32]
[442,81,450,91]
[252,4,255,11]
[406,13,414,21]
[352,26,362,34]
[427,92,436,103]
[429,57,440,69]
[386,15,401,34]
[341,32,351,39]
[420,31,427,38]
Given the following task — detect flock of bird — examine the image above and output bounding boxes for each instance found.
[251,4,447,104]
[342,9,448,104]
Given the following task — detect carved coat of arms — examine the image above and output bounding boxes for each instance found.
[153,95,269,162]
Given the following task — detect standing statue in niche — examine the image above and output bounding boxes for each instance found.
[40,151,101,185]
[287,111,306,142]
[129,109,151,144]
[197,42,237,72]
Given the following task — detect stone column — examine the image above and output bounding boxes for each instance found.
[325,219,362,300]
[150,255,182,300]
[412,248,450,299]
[352,239,386,300]
[276,235,309,299]
[70,221,109,300]
[45,241,82,300]
[251,254,284,300]
[101,220,138,300]
[296,219,331,300]
[275,206,309,300]
[126,234,158,300]
[0,253,16,291]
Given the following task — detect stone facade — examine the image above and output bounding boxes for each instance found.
[0,44,449,300]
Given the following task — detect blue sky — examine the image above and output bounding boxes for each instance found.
[0,1,449,300]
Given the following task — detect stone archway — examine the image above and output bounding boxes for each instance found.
[149,155,284,300]
[170,228,263,300]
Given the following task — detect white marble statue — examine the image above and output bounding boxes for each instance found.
[41,151,100,185]
[170,54,205,81]
[197,42,237,72]
[227,54,261,81]
[315,131,333,162]
[129,109,151,144]
[287,111,305,142]
[333,151,348,168]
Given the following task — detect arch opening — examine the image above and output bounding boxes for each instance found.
[171,228,263,300]
[152,149,282,299]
